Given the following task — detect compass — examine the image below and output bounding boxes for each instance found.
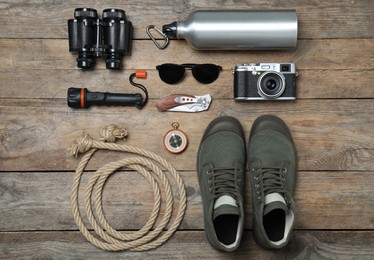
[163,122,188,154]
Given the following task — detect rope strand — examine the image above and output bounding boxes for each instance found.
[69,125,187,251]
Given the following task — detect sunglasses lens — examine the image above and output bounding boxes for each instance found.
[192,64,221,84]
[157,64,185,84]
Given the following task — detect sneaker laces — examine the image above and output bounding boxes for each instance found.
[253,166,291,206]
[208,166,243,204]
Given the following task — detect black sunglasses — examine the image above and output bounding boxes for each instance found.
[156,63,222,84]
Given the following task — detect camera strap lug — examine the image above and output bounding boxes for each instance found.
[146,25,169,50]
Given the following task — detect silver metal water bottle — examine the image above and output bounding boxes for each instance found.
[162,10,298,50]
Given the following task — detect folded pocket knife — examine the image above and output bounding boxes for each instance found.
[156,94,212,112]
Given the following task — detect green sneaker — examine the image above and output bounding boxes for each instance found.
[197,116,245,252]
[248,115,297,249]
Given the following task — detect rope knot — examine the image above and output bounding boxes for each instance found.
[100,125,128,143]
[69,133,94,156]
[69,125,128,157]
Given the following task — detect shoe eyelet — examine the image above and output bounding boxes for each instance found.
[283,168,288,173]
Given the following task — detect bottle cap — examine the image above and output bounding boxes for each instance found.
[162,22,178,39]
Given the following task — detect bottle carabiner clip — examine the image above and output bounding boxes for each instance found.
[146,25,169,50]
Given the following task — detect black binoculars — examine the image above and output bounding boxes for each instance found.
[68,8,133,69]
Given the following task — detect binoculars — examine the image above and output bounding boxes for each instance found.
[68,8,133,69]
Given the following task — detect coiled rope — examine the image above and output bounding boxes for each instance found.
[68,125,187,251]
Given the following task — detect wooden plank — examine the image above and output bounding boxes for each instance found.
[0,0,372,39]
[0,0,373,258]
[1,171,373,231]
[0,39,374,70]
[0,98,373,172]
[1,231,374,259]
[1,68,373,99]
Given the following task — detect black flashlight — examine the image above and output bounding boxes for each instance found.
[67,88,143,109]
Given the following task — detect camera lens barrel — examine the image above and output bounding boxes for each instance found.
[257,72,286,99]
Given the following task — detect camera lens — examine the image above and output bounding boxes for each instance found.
[257,72,285,99]
[266,79,277,89]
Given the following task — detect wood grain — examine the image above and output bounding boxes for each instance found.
[1,171,373,231]
[0,99,373,172]
[0,0,373,258]
[1,68,374,99]
[0,0,372,39]
[1,231,374,259]
[0,39,373,70]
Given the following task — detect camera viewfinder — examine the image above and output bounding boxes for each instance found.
[281,64,290,72]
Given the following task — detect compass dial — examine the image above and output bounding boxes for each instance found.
[169,134,183,148]
[164,129,188,154]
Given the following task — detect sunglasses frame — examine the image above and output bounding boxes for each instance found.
[156,63,222,84]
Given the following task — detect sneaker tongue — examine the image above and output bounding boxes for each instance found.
[264,193,288,215]
[213,195,240,220]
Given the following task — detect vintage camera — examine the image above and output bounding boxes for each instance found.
[233,63,297,100]
[68,8,133,69]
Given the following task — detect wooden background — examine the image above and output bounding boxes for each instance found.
[0,0,373,259]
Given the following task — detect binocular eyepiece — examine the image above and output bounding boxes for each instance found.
[68,8,133,69]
